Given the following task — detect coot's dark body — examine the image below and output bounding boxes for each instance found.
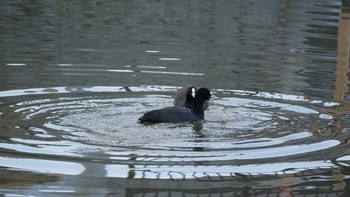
[139,106,201,123]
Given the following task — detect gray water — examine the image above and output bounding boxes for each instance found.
[1,0,350,196]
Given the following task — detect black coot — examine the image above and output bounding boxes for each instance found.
[139,88,212,123]
[173,86,196,108]
[174,86,209,110]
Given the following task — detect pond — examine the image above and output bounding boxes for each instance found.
[1,0,350,196]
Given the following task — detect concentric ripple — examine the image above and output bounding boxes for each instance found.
[0,86,348,179]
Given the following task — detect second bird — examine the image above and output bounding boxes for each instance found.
[173,86,209,110]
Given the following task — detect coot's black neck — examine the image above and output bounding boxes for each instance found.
[193,99,205,118]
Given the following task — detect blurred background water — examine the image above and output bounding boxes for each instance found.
[1,0,350,196]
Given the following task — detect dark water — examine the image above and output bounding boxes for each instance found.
[1,0,350,196]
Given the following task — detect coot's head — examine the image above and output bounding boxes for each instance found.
[186,86,197,100]
[195,88,212,101]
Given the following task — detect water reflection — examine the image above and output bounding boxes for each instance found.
[0,156,84,175]
[0,0,343,99]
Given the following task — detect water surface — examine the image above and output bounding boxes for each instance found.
[1,0,350,196]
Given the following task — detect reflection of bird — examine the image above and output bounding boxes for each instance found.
[139,88,213,123]
[173,86,209,110]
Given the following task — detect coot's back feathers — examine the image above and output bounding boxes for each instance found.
[139,106,198,123]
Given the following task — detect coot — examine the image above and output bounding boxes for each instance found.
[173,86,196,108]
[174,86,209,110]
[139,88,212,123]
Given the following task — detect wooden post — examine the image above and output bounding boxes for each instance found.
[334,0,350,102]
